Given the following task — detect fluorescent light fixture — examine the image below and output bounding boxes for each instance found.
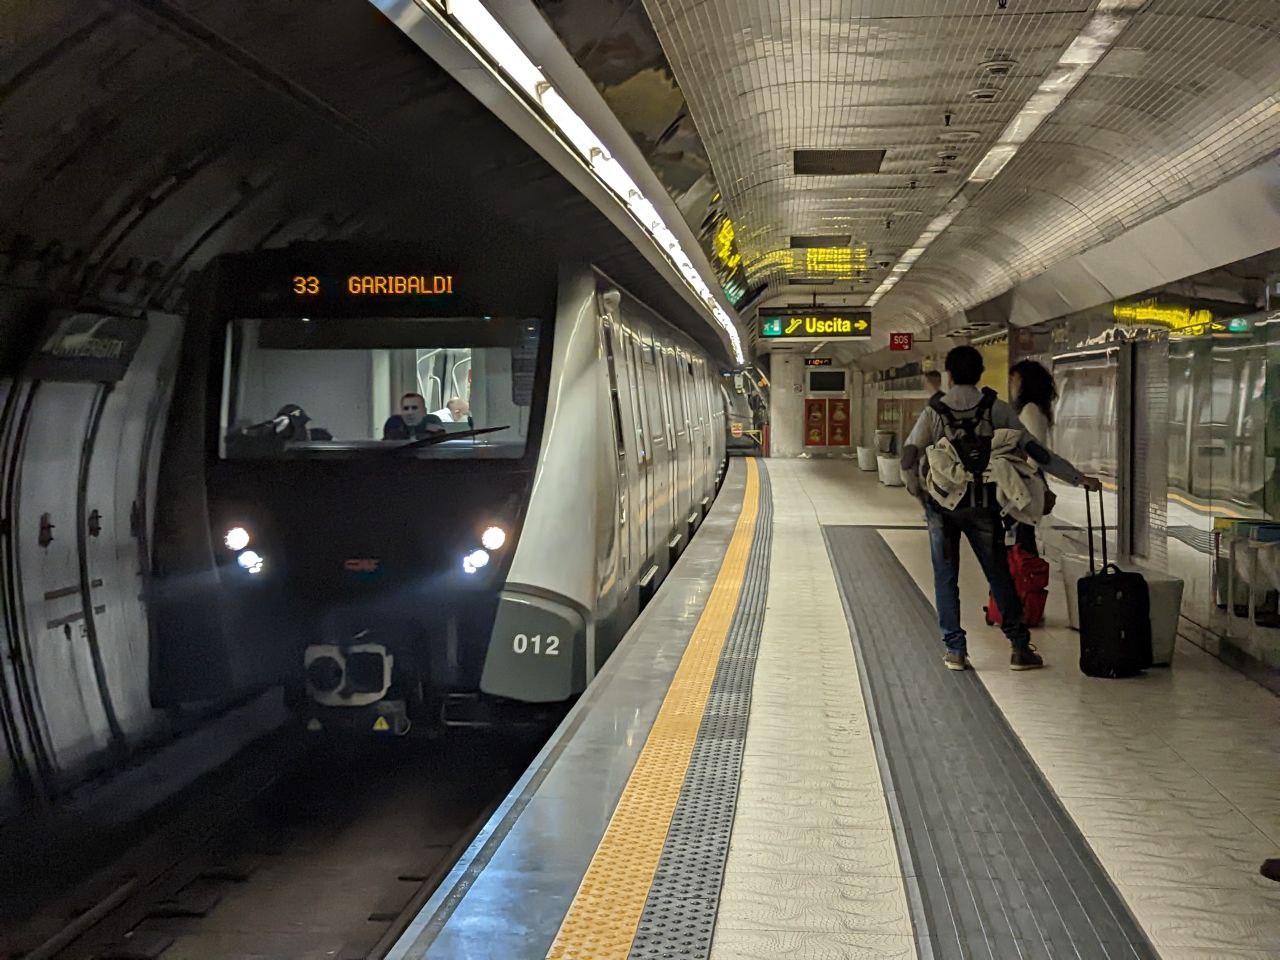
[869,0,1142,311]
[426,0,744,363]
[536,87,604,158]
[968,143,1019,182]
[444,0,542,96]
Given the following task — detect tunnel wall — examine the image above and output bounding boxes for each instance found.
[0,307,183,812]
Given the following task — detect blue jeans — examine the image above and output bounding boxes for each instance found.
[926,503,1031,655]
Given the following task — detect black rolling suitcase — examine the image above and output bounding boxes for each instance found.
[1077,490,1152,678]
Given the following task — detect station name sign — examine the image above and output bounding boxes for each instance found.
[759,309,871,340]
[292,274,456,296]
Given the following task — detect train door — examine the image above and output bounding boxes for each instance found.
[623,333,652,569]
[600,318,634,596]
[656,347,679,539]
[691,363,711,499]
[696,363,713,495]
[638,337,668,566]
[672,352,693,530]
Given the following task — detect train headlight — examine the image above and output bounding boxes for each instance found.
[481,525,506,550]
[462,549,489,574]
[224,526,251,551]
[237,550,265,575]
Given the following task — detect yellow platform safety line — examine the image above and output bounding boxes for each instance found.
[546,459,761,960]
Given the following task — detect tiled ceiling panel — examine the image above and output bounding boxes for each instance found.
[642,0,1280,335]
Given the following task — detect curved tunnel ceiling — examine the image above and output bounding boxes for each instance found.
[0,0,737,362]
[641,0,1280,346]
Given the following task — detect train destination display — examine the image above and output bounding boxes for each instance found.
[292,274,456,296]
[759,309,871,339]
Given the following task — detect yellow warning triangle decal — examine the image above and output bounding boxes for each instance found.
[372,716,390,732]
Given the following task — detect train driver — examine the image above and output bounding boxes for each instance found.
[432,396,470,423]
[383,392,445,441]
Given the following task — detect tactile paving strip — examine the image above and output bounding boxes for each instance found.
[545,460,764,960]
[627,463,772,960]
[824,527,1158,960]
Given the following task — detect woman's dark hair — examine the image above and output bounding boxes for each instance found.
[1009,359,1057,425]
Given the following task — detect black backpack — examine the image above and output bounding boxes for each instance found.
[929,388,998,484]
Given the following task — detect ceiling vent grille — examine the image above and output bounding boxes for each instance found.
[793,149,885,175]
[790,234,852,248]
[980,58,1018,77]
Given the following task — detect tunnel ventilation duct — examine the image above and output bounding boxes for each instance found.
[793,150,885,176]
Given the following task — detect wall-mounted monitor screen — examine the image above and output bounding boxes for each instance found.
[809,370,846,393]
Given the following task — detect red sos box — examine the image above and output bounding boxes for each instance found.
[889,332,913,351]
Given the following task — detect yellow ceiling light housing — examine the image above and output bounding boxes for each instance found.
[1112,299,1221,337]
[713,217,742,272]
[804,247,852,275]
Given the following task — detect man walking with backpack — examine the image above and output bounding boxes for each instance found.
[902,346,1101,671]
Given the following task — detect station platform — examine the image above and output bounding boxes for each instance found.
[387,460,1280,960]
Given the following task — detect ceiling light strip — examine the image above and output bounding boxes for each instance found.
[420,0,744,362]
[865,0,1145,311]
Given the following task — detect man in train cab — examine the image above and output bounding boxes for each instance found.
[432,396,470,423]
[382,392,445,441]
[924,369,944,400]
[902,346,1101,673]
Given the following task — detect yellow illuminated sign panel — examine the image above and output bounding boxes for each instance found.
[291,274,456,296]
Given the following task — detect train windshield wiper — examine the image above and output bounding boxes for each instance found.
[386,425,510,454]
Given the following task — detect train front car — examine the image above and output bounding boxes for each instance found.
[149,245,558,735]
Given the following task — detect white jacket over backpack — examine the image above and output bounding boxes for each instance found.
[924,428,1048,523]
[902,384,1086,509]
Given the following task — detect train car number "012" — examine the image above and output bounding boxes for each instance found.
[513,633,560,655]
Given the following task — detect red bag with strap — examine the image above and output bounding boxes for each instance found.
[984,545,1050,628]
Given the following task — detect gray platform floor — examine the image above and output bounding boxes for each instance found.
[826,526,1157,960]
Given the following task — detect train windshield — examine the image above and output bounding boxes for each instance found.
[220,316,543,460]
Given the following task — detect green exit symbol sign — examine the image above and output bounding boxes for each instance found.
[761,317,782,337]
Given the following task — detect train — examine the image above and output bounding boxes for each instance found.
[148,243,731,734]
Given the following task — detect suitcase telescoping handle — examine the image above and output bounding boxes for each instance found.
[1084,486,1107,575]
